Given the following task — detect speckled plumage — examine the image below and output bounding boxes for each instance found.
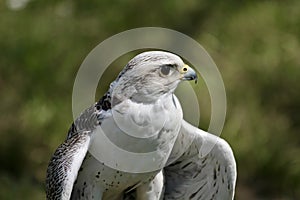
[46,51,236,200]
[46,131,92,200]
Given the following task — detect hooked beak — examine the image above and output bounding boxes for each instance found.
[180,64,198,83]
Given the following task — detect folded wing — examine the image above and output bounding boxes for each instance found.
[46,131,92,200]
[164,120,237,200]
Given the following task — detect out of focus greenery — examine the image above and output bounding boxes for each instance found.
[0,0,299,199]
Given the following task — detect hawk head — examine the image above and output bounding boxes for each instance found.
[111,51,197,104]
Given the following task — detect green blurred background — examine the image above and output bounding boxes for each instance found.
[1,0,300,199]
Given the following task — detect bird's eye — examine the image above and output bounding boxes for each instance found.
[160,65,171,75]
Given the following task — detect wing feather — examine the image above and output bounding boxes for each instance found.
[46,92,111,200]
[164,120,237,200]
[46,131,92,200]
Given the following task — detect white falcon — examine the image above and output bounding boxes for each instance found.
[46,51,237,200]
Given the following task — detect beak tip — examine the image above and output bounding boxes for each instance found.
[183,72,198,82]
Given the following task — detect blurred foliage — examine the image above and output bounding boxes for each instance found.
[0,0,300,199]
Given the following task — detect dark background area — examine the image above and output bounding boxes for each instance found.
[0,0,300,199]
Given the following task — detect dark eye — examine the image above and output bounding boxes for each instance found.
[160,65,171,75]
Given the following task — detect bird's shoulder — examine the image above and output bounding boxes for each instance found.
[67,92,112,139]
